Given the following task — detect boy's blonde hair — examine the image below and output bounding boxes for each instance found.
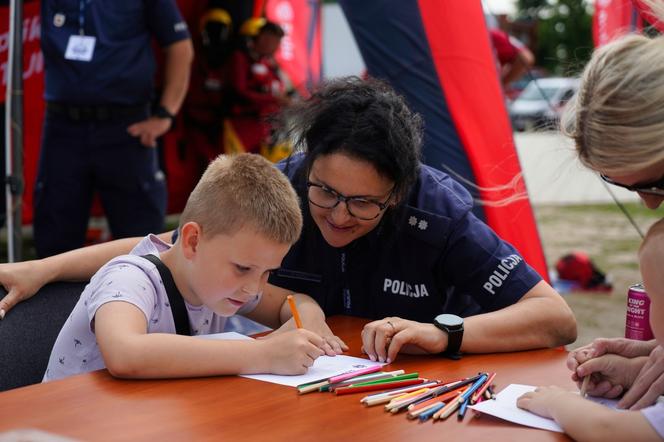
[180,154,302,244]
[562,0,664,175]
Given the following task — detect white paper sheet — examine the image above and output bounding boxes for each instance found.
[198,332,384,387]
[468,384,619,433]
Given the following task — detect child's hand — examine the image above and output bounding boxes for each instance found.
[575,353,646,399]
[300,318,348,356]
[272,319,348,356]
[259,329,326,375]
[517,386,575,419]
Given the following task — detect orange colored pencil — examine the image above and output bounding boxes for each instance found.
[287,295,303,328]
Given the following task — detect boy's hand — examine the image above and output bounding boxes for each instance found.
[258,329,325,375]
[361,317,446,364]
[277,315,348,356]
[517,386,576,419]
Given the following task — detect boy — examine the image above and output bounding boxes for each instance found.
[44,154,328,381]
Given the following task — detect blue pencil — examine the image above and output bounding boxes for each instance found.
[419,402,446,421]
[457,397,470,420]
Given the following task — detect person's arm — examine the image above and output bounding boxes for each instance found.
[94,301,326,378]
[501,47,534,87]
[243,283,348,354]
[0,232,175,318]
[362,280,576,363]
[127,38,194,148]
[517,386,658,442]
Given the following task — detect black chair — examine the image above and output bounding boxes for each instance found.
[0,281,87,391]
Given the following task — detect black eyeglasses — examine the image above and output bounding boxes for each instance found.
[600,174,664,196]
[306,181,393,220]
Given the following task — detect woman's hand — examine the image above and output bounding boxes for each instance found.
[573,353,647,400]
[0,260,51,319]
[619,345,664,409]
[361,317,446,363]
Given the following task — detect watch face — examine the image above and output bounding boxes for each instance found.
[435,313,463,328]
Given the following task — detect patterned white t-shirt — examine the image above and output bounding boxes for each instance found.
[43,234,261,382]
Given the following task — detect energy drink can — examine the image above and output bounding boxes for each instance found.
[625,283,653,341]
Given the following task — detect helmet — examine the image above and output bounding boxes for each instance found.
[199,8,232,33]
[239,17,266,37]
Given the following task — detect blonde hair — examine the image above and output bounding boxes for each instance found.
[180,154,302,244]
[561,0,664,175]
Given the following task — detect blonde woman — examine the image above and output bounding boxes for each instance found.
[518,1,664,440]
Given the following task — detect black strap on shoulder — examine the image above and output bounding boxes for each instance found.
[141,254,191,336]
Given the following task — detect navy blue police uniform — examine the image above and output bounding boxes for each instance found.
[34,0,190,257]
[268,154,543,323]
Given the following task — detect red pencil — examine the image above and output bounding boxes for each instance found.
[335,379,426,395]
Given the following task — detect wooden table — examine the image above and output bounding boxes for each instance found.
[0,316,574,441]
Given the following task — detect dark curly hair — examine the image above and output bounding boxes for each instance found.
[275,77,422,202]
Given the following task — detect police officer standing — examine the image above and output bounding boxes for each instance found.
[34,0,193,257]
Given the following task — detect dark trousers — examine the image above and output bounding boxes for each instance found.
[33,111,166,258]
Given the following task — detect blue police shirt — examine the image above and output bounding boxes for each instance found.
[41,0,190,105]
[268,154,543,322]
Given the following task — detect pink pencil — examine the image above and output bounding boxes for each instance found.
[328,365,382,384]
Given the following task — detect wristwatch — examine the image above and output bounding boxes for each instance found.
[154,104,175,123]
[433,313,464,359]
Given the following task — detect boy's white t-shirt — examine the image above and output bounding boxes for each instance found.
[43,234,261,382]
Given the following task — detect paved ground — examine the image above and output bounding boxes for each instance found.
[513,131,639,205]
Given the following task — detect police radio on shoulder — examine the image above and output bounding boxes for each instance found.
[433,313,464,359]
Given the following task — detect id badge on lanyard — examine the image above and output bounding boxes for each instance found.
[63,0,95,62]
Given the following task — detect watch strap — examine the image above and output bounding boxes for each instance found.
[154,104,175,122]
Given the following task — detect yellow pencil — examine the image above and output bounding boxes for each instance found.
[287,294,303,328]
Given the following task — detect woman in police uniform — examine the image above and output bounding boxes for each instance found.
[0,78,576,363]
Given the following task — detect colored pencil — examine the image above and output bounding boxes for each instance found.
[297,380,330,394]
[433,397,461,420]
[346,372,419,388]
[408,401,444,419]
[325,370,405,391]
[328,365,382,384]
[360,382,441,406]
[286,295,303,328]
[457,397,470,420]
[471,372,496,404]
[335,378,425,395]
[408,389,463,415]
[387,389,435,413]
[458,374,488,404]
[418,402,446,421]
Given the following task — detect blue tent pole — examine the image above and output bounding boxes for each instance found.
[5,0,24,262]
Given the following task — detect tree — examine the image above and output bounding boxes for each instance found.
[517,0,593,75]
